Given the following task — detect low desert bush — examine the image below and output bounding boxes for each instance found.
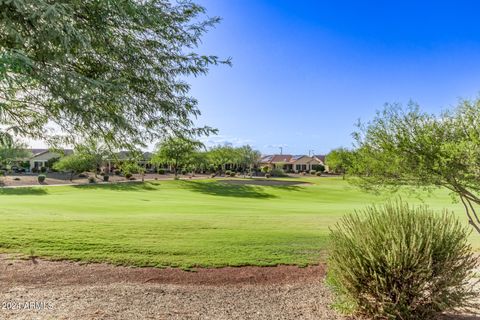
[37,175,46,183]
[327,200,478,320]
[271,168,287,177]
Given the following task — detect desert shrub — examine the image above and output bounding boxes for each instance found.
[229,171,236,177]
[88,176,95,183]
[327,200,478,320]
[310,170,316,175]
[271,168,287,177]
[225,170,232,176]
[37,175,46,183]
[125,173,132,179]
[158,168,165,174]
[265,173,271,178]
[103,175,109,182]
[316,171,322,176]
[312,164,325,172]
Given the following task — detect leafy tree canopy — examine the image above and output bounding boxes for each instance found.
[325,147,354,175]
[53,153,94,180]
[151,136,203,176]
[0,132,29,168]
[0,0,229,149]
[349,100,480,233]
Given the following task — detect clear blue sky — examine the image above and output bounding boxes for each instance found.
[189,0,480,155]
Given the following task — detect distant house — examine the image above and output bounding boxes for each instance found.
[259,154,326,173]
[28,149,73,172]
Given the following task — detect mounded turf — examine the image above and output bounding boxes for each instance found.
[0,177,478,268]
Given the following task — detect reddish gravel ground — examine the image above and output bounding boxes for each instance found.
[0,255,478,320]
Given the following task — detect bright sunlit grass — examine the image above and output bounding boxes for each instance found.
[0,177,477,268]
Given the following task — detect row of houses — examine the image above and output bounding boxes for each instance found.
[259,154,326,173]
[25,149,327,174]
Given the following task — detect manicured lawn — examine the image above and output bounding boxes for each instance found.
[0,177,478,268]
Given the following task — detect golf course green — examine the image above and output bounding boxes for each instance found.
[0,177,477,268]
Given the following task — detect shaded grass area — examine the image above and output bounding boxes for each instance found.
[0,177,478,268]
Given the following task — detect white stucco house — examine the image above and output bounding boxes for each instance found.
[28,149,74,172]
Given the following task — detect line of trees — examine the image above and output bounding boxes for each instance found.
[151,137,262,178]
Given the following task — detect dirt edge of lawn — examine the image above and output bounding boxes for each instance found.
[0,254,326,287]
[1,255,478,320]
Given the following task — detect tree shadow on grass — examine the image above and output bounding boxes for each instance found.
[72,181,158,192]
[179,180,292,199]
[0,187,48,196]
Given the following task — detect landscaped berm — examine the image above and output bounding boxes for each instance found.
[0,177,478,319]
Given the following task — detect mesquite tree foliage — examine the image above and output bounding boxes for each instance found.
[351,100,480,233]
[0,0,229,149]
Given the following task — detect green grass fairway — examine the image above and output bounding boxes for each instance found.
[0,177,478,268]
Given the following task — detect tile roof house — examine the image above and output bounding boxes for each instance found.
[259,154,326,173]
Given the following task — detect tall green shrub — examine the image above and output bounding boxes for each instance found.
[328,200,478,320]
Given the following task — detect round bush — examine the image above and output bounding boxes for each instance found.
[158,168,165,174]
[316,171,322,176]
[229,171,236,177]
[114,169,121,175]
[125,173,132,179]
[327,200,478,320]
[265,173,271,178]
[181,169,187,175]
[310,170,316,175]
[225,170,231,176]
[37,175,46,183]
